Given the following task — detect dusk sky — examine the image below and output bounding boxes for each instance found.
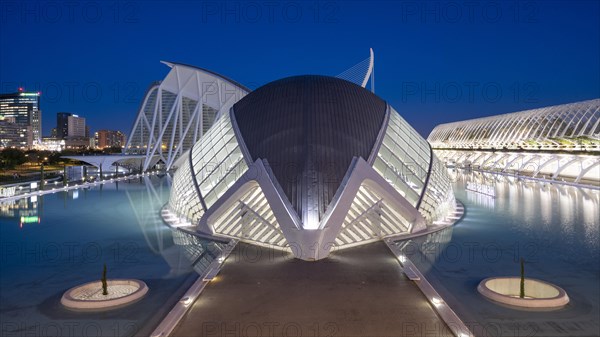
[1,0,599,138]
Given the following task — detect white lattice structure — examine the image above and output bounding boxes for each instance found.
[124,62,250,171]
[428,99,600,184]
[428,99,600,151]
[125,51,376,172]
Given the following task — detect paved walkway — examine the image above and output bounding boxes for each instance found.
[171,241,453,337]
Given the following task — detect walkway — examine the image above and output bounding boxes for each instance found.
[171,241,454,337]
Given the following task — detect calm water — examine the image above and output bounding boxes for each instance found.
[398,170,600,337]
[2,171,599,337]
[0,176,212,337]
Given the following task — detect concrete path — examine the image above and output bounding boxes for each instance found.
[171,241,453,337]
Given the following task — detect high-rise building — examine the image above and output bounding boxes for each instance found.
[56,113,90,150]
[0,89,42,148]
[0,117,30,149]
[67,115,86,137]
[56,112,72,139]
[94,130,126,149]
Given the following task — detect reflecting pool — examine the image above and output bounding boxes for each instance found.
[0,176,217,337]
[396,170,600,337]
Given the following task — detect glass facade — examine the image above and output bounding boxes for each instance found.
[168,112,248,224]
[168,157,204,224]
[372,108,455,224]
[373,108,431,207]
[418,157,456,223]
[191,112,247,208]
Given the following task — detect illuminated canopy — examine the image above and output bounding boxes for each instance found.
[428,99,600,150]
[428,99,600,183]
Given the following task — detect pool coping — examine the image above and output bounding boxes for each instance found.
[148,238,237,337]
[385,199,474,337]
[385,199,466,242]
[0,172,162,203]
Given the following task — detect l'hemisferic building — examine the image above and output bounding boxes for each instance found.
[124,59,597,261]
[161,74,456,260]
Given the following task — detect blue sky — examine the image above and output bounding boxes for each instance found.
[1,0,598,137]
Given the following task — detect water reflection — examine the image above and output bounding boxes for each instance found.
[408,169,600,337]
[0,175,230,279]
[0,195,41,228]
[451,169,599,254]
[125,175,228,279]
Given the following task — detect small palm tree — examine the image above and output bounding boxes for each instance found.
[102,264,108,296]
[520,258,525,298]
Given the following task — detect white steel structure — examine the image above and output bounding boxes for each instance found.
[124,51,376,172]
[336,48,375,92]
[166,75,456,261]
[124,62,250,171]
[428,99,599,151]
[428,99,600,184]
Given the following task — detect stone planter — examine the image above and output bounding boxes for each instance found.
[61,279,148,311]
[477,277,569,309]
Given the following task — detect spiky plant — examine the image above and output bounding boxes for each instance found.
[520,258,525,299]
[102,264,108,296]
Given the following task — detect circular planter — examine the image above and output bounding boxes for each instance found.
[61,279,148,311]
[478,277,569,309]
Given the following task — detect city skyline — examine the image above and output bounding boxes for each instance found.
[1,1,598,138]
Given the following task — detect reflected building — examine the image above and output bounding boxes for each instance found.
[0,196,40,227]
[452,168,599,253]
[125,175,228,278]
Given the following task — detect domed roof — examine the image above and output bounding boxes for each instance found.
[232,75,387,223]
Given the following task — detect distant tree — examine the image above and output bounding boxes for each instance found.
[48,152,63,165]
[103,146,122,154]
[25,150,40,165]
[0,148,26,169]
